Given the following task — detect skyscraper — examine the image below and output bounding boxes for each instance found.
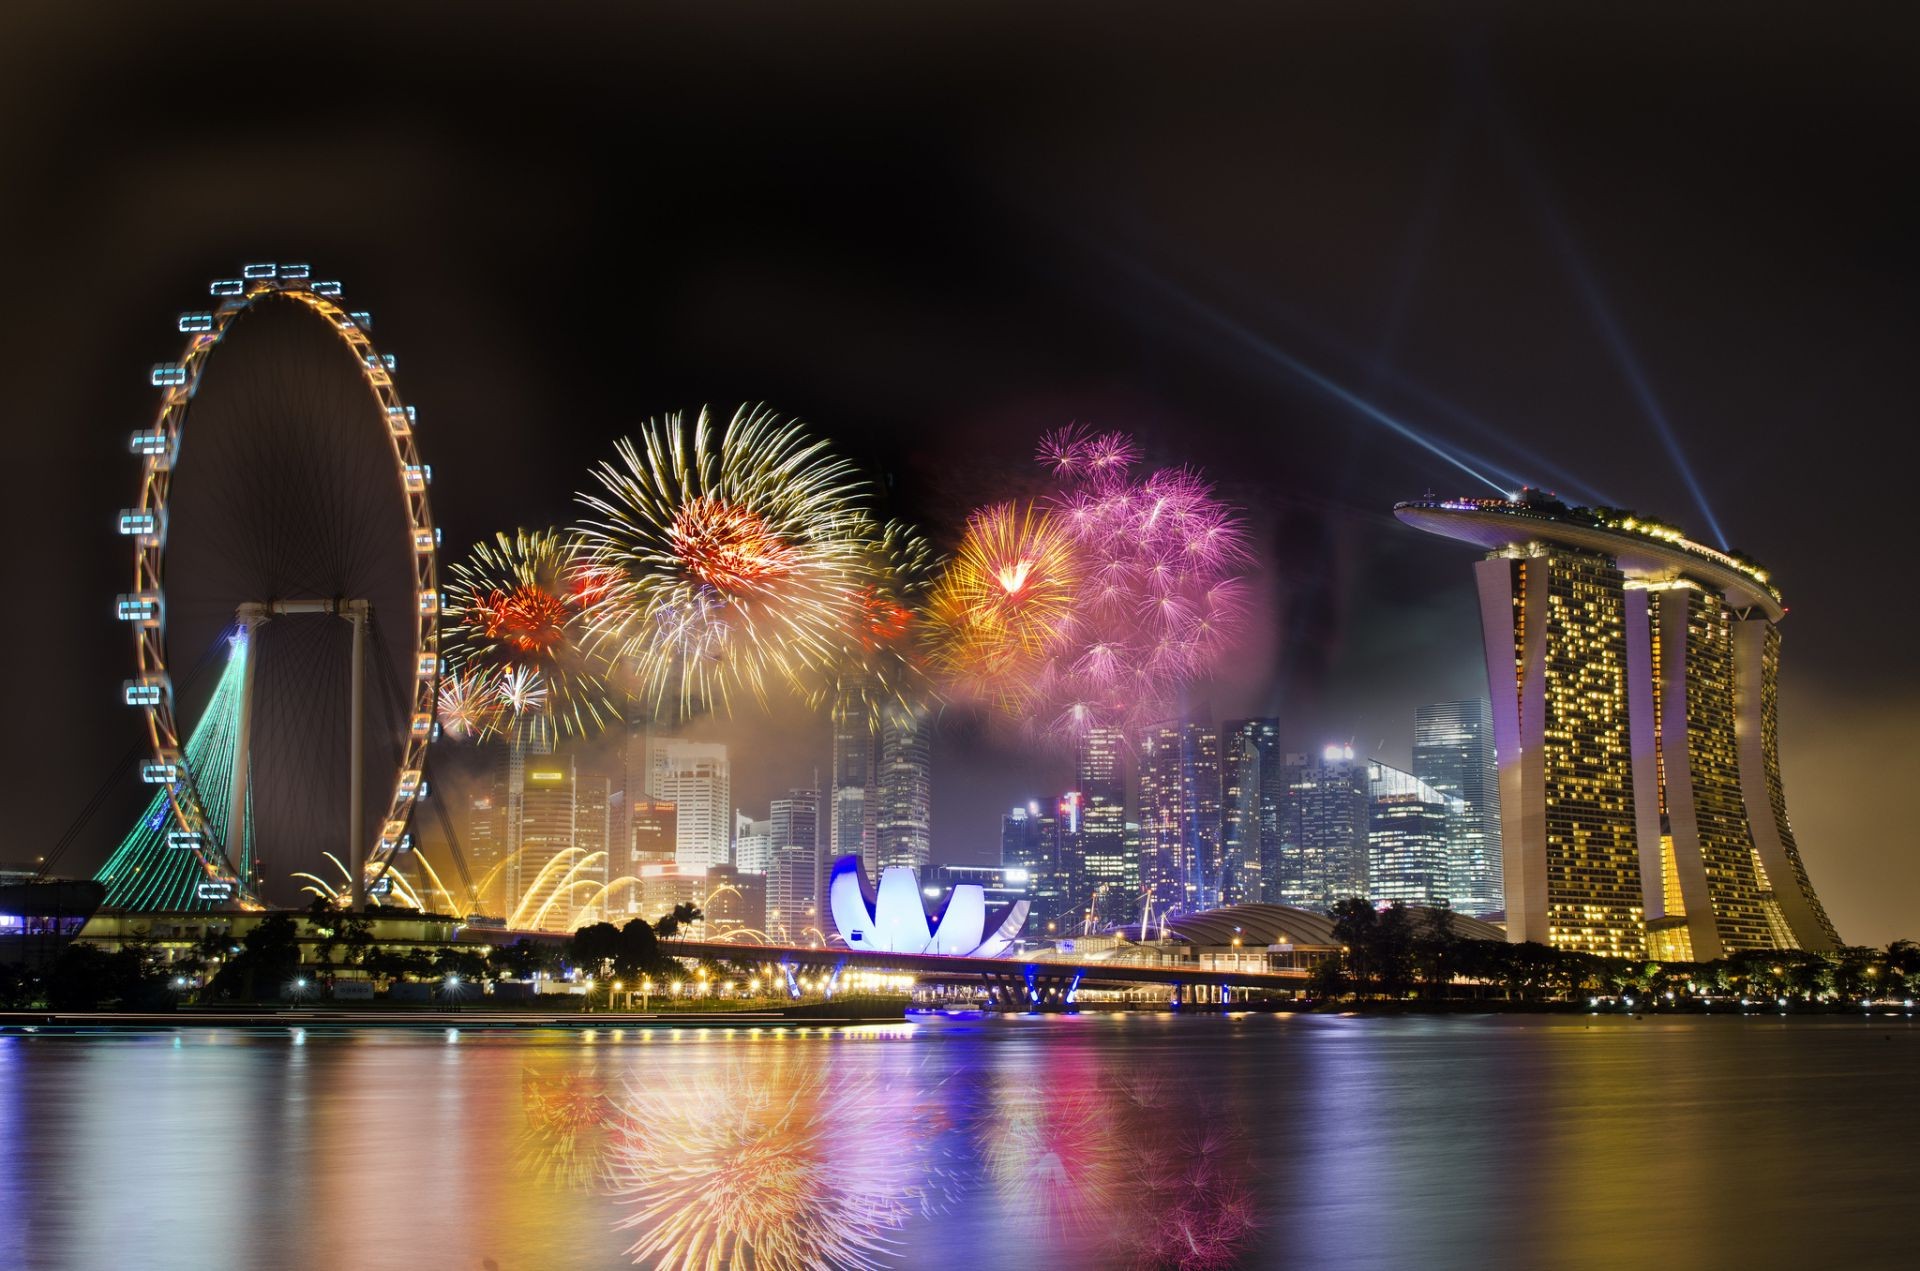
[1073,727,1132,923]
[1001,801,1067,937]
[628,798,677,866]
[511,755,576,930]
[768,789,822,925]
[502,715,554,921]
[1414,700,1502,916]
[1274,745,1369,910]
[1220,718,1280,905]
[1138,720,1222,912]
[651,738,731,870]
[875,704,932,872]
[574,770,611,922]
[1366,761,1456,907]
[733,811,773,875]
[1398,493,1838,956]
[829,683,878,882]
[768,847,816,942]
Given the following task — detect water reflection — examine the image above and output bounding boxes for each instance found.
[1,1015,1915,1270]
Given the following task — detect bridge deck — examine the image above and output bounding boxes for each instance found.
[655,938,1307,988]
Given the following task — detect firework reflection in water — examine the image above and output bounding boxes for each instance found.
[604,1050,953,1270]
[976,1071,1259,1270]
[517,1068,619,1193]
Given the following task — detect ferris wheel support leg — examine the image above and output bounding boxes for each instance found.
[227,604,268,888]
[348,600,369,911]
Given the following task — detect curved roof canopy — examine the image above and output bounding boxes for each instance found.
[1394,498,1784,622]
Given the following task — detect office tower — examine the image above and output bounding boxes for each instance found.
[829,683,878,886]
[502,715,554,921]
[461,754,506,915]
[573,771,611,922]
[1414,700,1502,916]
[1274,746,1369,910]
[768,846,817,942]
[875,704,933,872]
[704,864,767,936]
[1138,720,1222,912]
[734,812,773,875]
[769,789,823,922]
[1398,493,1837,956]
[512,755,575,931]
[652,739,731,870]
[1366,761,1457,906]
[634,863,706,927]
[1071,727,1133,925]
[1001,801,1067,937]
[629,798,677,867]
[1220,718,1280,905]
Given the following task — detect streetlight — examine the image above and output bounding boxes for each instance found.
[613,980,624,1012]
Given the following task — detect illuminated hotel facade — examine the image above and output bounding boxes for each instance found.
[1396,493,1838,958]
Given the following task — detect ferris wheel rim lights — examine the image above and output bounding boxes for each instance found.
[115,262,441,906]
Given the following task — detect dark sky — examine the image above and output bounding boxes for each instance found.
[5,3,1915,942]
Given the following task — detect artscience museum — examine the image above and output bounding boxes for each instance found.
[828,855,1029,957]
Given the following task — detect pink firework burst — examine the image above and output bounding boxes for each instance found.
[938,428,1252,743]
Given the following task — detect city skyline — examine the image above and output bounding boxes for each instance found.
[10,7,1915,945]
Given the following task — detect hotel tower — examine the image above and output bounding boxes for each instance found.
[1396,492,1838,959]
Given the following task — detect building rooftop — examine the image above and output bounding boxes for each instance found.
[1393,492,1784,621]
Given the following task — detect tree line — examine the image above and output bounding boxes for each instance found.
[1315,897,1920,1006]
[0,898,707,1010]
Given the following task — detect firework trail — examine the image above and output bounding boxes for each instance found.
[442,528,617,738]
[574,405,877,718]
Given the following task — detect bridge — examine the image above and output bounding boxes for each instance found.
[655,936,1304,1010]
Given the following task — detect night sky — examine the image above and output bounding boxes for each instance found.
[5,3,1915,942]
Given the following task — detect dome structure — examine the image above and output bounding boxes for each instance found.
[828,855,1029,957]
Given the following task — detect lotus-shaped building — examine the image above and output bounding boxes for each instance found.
[828,855,1029,957]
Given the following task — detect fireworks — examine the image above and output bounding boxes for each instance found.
[605,1052,947,1270]
[923,502,1081,714]
[811,518,940,725]
[930,428,1250,739]
[442,528,617,738]
[518,1069,618,1192]
[435,668,502,740]
[574,405,876,716]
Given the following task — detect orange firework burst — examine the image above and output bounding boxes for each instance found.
[923,502,1080,711]
[668,495,802,592]
[443,528,618,738]
[574,405,875,717]
[473,583,571,654]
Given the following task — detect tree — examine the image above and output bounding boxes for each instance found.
[569,922,624,977]
[46,944,136,1010]
[654,902,703,940]
[1329,898,1377,997]
[489,938,547,982]
[306,896,342,971]
[1373,903,1415,999]
[209,913,302,1001]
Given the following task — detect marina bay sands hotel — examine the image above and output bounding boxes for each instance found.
[1397,492,1838,961]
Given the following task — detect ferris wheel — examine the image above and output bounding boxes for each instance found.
[110,263,440,910]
